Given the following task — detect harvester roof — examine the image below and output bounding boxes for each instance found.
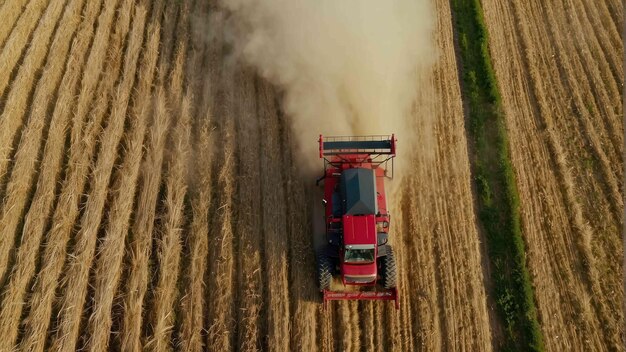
[340,168,377,215]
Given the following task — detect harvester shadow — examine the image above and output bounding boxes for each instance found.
[291,185,326,305]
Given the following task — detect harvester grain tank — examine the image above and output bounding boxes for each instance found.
[316,135,399,309]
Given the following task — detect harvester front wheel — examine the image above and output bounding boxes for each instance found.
[381,247,397,289]
[317,254,332,290]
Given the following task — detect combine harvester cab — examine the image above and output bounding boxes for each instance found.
[316,135,399,309]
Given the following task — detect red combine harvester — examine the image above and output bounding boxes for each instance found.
[316,135,399,309]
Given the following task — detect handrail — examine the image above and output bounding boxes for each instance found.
[319,134,396,157]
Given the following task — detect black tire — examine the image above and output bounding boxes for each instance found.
[380,246,397,289]
[317,254,332,290]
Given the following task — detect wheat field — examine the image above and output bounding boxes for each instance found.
[0,0,621,351]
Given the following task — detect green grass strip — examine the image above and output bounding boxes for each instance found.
[449,0,545,350]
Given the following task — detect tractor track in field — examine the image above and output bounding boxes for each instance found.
[0,0,621,351]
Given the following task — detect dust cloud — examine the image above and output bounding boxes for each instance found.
[220,0,436,173]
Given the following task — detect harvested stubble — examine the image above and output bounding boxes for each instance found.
[257,80,291,352]
[392,0,494,350]
[48,2,145,350]
[480,0,623,349]
[178,2,213,350]
[0,0,87,347]
[232,69,263,351]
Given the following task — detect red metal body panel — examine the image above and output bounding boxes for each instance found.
[342,215,376,245]
[323,288,399,309]
[340,261,377,283]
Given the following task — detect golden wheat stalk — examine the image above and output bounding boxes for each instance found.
[146,32,192,350]
[206,113,237,351]
[17,0,128,350]
[0,0,88,348]
[84,6,158,351]
[148,92,192,352]
[155,0,181,86]
[11,0,103,294]
[0,0,29,48]
[47,3,145,351]
[0,0,49,98]
[0,0,66,208]
[0,0,76,277]
[179,104,213,350]
[119,2,179,350]
[121,84,169,352]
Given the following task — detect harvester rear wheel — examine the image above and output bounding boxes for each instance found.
[381,246,397,289]
[317,254,332,290]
